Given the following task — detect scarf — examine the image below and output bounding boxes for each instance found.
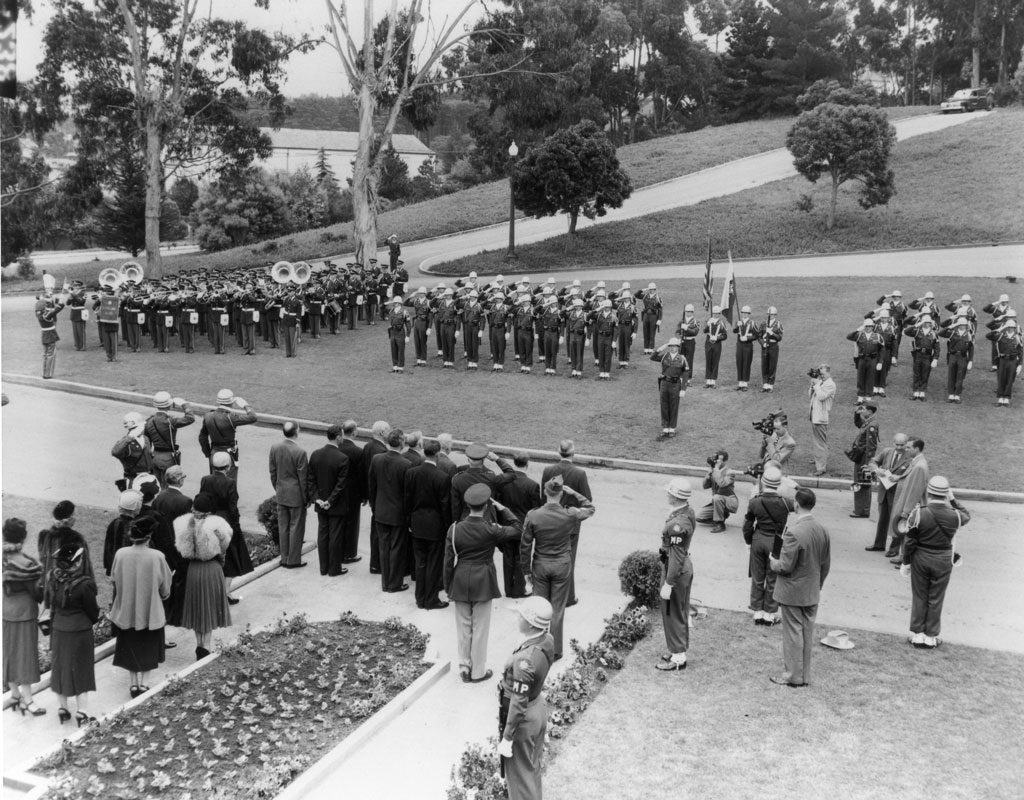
[49,563,85,609]
[2,544,43,587]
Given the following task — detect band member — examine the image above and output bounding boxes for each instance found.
[733,305,757,391]
[514,295,536,374]
[651,338,688,438]
[386,295,412,372]
[124,291,146,353]
[675,304,699,385]
[36,286,66,379]
[702,305,728,389]
[282,290,302,357]
[209,289,229,355]
[94,287,121,362]
[67,282,89,351]
[198,390,257,480]
[238,285,259,355]
[758,306,783,391]
[179,290,199,353]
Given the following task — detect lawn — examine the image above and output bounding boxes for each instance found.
[437,107,1024,273]
[543,610,1024,800]
[1,107,935,291]
[2,275,1020,492]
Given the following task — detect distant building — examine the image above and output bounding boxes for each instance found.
[259,128,434,183]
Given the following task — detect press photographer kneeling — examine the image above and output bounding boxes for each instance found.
[696,450,739,533]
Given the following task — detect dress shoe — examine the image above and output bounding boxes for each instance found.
[369,567,382,574]
[909,632,926,647]
[386,584,410,593]
[342,556,363,564]
[425,601,450,610]
[460,670,471,683]
[469,669,494,683]
[709,523,727,533]
[884,550,898,558]
[769,675,806,687]
[865,546,885,552]
[848,513,869,518]
[282,561,307,569]
[566,598,579,607]
[327,568,350,577]
[655,659,687,671]
[889,557,903,565]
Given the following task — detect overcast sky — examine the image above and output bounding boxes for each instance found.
[16,0,485,98]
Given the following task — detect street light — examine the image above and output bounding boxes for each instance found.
[505,140,519,261]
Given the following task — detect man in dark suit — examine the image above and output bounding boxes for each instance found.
[450,443,517,522]
[362,421,391,574]
[368,428,412,592]
[436,433,463,479]
[540,439,593,606]
[863,433,911,552]
[403,430,425,466]
[268,421,310,568]
[307,425,351,577]
[338,420,366,564]
[769,488,831,688]
[497,451,540,598]
[404,440,452,609]
[152,465,192,523]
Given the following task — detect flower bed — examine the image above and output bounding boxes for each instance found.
[34,613,428,800]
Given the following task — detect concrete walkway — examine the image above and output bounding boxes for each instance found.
[3,383,1023,799]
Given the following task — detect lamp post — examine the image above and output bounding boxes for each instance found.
[505,140,518,261]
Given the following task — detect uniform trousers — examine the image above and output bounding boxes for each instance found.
[543,330,560,369]
[503,697,547,800]
[568,534,580,606]
[811,423,829,472]
[72,320,87,350]
[375,522,407,592]
[568,333,586,371]
[661,558,692,654]
[749,531,779,614]
[42,342,57,378]
[912,353,933,392]
[893,327,904,360]
[413,318,429,360]
[439,323,457,362]
[852,458,873,516]
[531,555,571,658]
[241,322,257,354]
[315,512,346,575]
[283,325,298,357]
[343,505,362,560]
[779,603,817,685]
[454,599,492,679]
[309,311,322,337]
[126,319,143,351]
[277,504,307,567]
[876,346,892,388]
[641,314,658,350]
[389,330,406,367]
[615,327,632,363]
[680,339,696,381]
[411,537,444,608]
[269,318,282,347]
[761,344,779,385]
[517,328,534,367]
[211,322,227,354]
[736,341,754,382]
[99,324,119,361]
[855,355,878,396]
[535,322,546,358]
[466,323,482,362]
[365,298,377,324]
[155,317,170,351]
[369,517,380,572]
[873,487,896,550]
[704,341,722,380]
[658,379,681,428]
[947,353,969,395]
[490,327,507,365]
[596,333,614,372]
[181,322,196,353]
[695,494,738,524]
[996,355,1018,398]
[910,549,953,637]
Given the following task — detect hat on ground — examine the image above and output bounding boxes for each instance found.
[153,391,172,409]
[926,475,951,497]
[2,518,27,544]
[544,475,565,495]
[211,451,232,469]
[217,389,235,406]
[518,596,553,631]
[665,478,692,500]
[820,630,855,650]
[667,338,681,347]
[192,493,215,514]
[465,443,489,460]
[464,483,491,506]
[53,500,76,521]
[760,469,782,491]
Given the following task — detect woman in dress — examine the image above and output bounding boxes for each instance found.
[38,500,96,613]
[174,493,232,660]
[49,544,100,726]
[2,519,45,716]
[109,516,171,698]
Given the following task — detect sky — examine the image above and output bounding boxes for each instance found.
[15,0,486,97]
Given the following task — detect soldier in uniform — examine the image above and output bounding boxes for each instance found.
[67,282,89,351]
[179,289,199,354]
[95,286,121,362]
[908,290,939,321]
[873,308,896,396]
[847,317,883,402]
[497,596,555,800]
[487,291,512,371]
[111,413,152,490]
[637,282,662,354]
[593,298,616,380]
[513,295,536,374]
[385,295,412,373]
[847,401,879,518]
[144,391,196,488]
[906,315,940,400]
[35,287,65,379]
[238,285,258,355]
[565,297,589,378]
[657,477,696,671]
[281,290,302,357]
[435,288,460,369]
[878,290,908,365]
[986,312,1023,407]
[408,286,433,366]
[742,466,793,626]
[198,389,257,480]
[209,287,229,355]
[733,305,757,391]
[702,305,728,389]
[939,315,974,404]
[675,304,699,386]
[539,295,563,375]
[758,305,783,392]
[462,289,485,370]
[614,290,638,369]
[651,338,687,438]
[982,293,1013,371]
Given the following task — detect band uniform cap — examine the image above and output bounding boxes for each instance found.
[924,291,935,299]
[768,306,778,315]
[544,475,565,494]
[998,293,1010,303]
[153,391,173,409]
[518,596,553,630]
[667,338,681,347]
[926,475,951,497]
[684,303,694,312]
[465,443,489,460]
[165,465,186,482]
[960,294,971,302]
[740,305,751,313]
[711,305,721,314]
[464,483,491,505]
[760,469,782,491]
[665,477,692,500]
[211,451,232,468]
[820,630,855,650]
[217,389,235,405]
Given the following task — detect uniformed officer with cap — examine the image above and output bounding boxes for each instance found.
[848,400,879,518]
[847,317,883,402]
[675,303,699,385]
[651,337,688,438]
[986,312,1023,406]
[145,391,195,488]
[385,295,411,372]
[497,595,555,800]
[198,390,257,480]
[657,477,695,671]
[703,305,728,388]
[758,305,783,391]
[938,314,974,403]
[733,305,757,391]
[35,282,66,378]
[906,315,940,400]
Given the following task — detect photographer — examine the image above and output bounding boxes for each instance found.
[697,450,738,533]
[846,401,879,518]
[808,365,836,477]
[759,413,795,472]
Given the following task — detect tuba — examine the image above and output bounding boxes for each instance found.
[99,267,123,290]
[272,261,294,284]
[292,261,312,285]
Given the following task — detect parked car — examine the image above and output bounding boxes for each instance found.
[940,88,994,113]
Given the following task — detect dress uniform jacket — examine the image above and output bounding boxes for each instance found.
[443,510,522,601]
[198,407,257,460]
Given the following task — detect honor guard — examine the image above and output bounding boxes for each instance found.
[386,295,412,372]
[409,286,433,365]
[985,312,1022,406]
[943,294,977,334]
[565,297,590,378]
[906,315,940,401]
[614,285,637,368]
[593,299,616,379]
[651,338,688,437]
[908,290,939,321]
[758,306,783,391]
[847,318,883,402]
[486,291,512,371]
[877,290,908,364]
[938,315,974,404]
[637,282,663,354]
[702,305,728,389]
[675,304,699,386]
[540,295,563,375]
[733,305,757,391]
[462,289,485,370]
[198,390,257,479]
[982,293,1013,370]
[513,295,536,374]
[873,308,896,396]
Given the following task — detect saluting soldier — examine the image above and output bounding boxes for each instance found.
[733,305,757,391]
[651,338,688,438]
[513,295,536,374]
[565,297,589,378]
[656,478,696,671]
[144,391,196,488]
[847,318,883,403]
[758,306,783,392]
[198,389,257,480]
[35,286,65,379]
[938,315,973,404]
[487,291,512,371]
[702,305,728,389]
[385,295,412,373]
[539,295,564,375]
[462,289,485,370]
[907,315,940,401]
[434,288,459,368]
[986,312,1023,407]
[408,286,433,366]
[675,304,699,386]
[847,401,880,518]
[637,282,662,354]
[873,308,896,396]
[497,596,555,800]
[614,288,638,369]
[908,290,940,321]
[982,293,1012,371]
[944,294,977,334]
[593,298,616,380]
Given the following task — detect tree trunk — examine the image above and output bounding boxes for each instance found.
[564,210,578,253]
[144,116,164,279]
[350,80,379,266]
[998,22,1007,85]
[827,175,838,231]
[972,0,982,88]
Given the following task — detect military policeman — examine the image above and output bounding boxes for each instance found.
[938,315,974,404]
[198,389,257,480]
[986,312,1023,407]
[650,337,687,438]
[758,306,784,392]
[657,477,696,671]
[906,315,940,401]
[385,295,412,372]
[733,305,757,391]
[847,400,879,518]
[675,303,700,386]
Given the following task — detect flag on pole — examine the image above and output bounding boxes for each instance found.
[701,231,714,312]
[720,250,738,324]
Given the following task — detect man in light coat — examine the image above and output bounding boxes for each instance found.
[808,364,836,476]
[888,438,929,561]
[268,421,310,568]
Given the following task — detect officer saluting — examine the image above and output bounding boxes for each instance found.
[651,337,687,439]
[198,389,257,480]
[497,596,555,800]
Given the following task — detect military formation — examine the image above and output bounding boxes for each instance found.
[847,289,1021,406]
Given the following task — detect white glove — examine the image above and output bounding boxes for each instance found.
[172,396,187,409]
[497,739,513,758]
[678,390,685,397]
[559,335,565,345]
[659,583,673,600]
[1017,366,1022,376]
[478,331,483,340]
[967,361,972,370]
[656,321,661,330]
[900,564,911,578]
[931,359,937,369]
[875,362,882,371]
[454,331,460,341]
[426,327,432,337]
[505,332,510,341]
[631,333,636,342]
[405,336,410,343]
[612,341,617,350]
[585,338,591,346]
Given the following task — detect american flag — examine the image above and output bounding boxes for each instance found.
[702,231,713,312]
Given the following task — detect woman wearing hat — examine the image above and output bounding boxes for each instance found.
[49,544,100,726]
[174,494,232,660]
[657,479,696,671]
[109,516,172,698]
[2,519,45,716]
[38,500,95,612]
[497,596,555,800]
[650,338,688,438]
[103,490,144,575]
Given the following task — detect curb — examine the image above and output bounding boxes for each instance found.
[3,374,1021,504]
[274,659,451,800]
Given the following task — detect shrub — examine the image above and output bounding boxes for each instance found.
[618,550,662,607]
[796,193,814,213]
[17,255,35,280]
[257,497,280,547]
